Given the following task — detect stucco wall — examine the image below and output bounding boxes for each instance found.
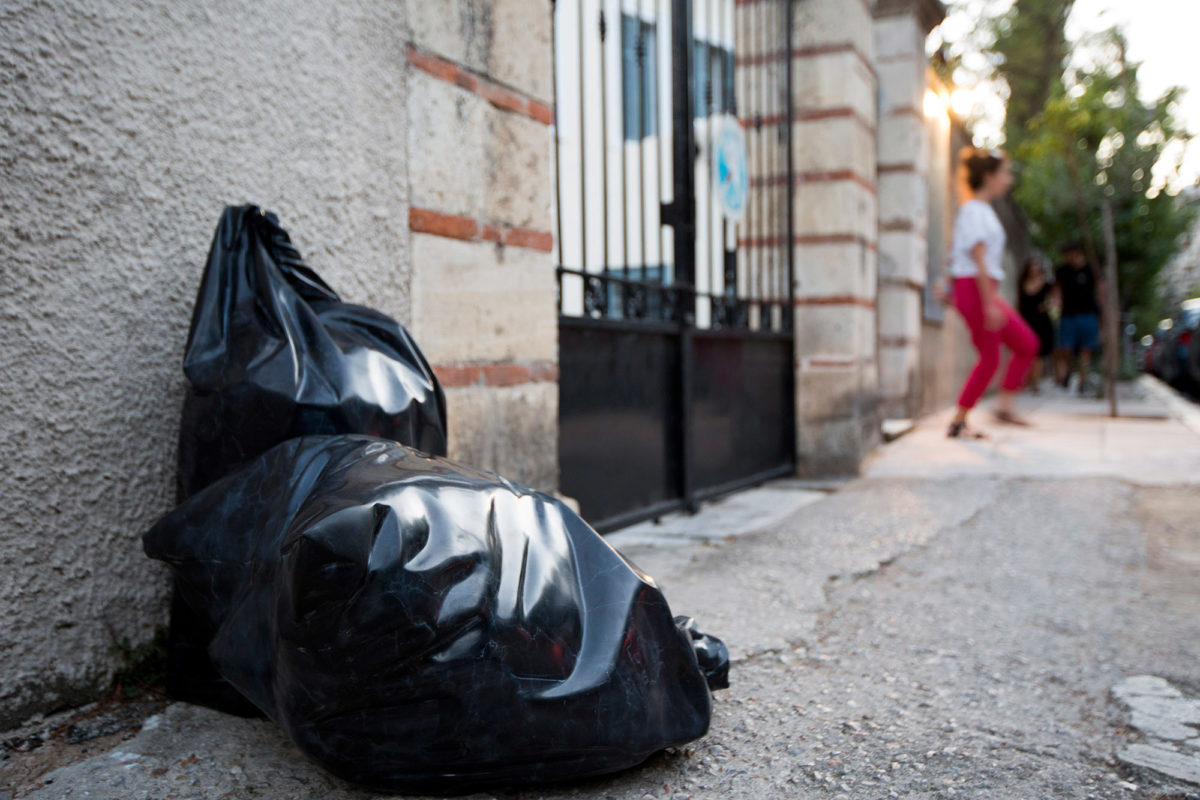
[0,1,415,726]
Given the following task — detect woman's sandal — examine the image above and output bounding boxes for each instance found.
[947,420,988,439]
[993,410,1031,426]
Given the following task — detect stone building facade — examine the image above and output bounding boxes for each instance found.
[0,0,992,725]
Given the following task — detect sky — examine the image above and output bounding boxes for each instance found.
[930,0,1200,193]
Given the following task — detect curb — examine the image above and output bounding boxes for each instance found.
[1139,375,1200,437]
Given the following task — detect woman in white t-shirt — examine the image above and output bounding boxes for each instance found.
[945,148,1039,438]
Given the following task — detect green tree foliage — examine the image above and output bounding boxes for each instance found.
[989,0,1074,148]
[935,2,1196,334]
[1011,28,1196,333]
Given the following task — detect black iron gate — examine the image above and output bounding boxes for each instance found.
[555,0,795,531]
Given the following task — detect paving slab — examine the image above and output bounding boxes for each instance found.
[606,484,828,550]
[1112,675,1200,786]
[865,379,1200,485]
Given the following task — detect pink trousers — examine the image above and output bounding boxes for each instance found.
[953,277,1039,410]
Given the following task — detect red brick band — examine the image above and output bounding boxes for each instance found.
[409,207,554,253]
[794,295,877,309]
[878,162,917,174]
[794,234,878,251]
[748,174,791,188]
[739,112,788,127]
[879,335,920,348]
[793,43,877,82]
[737,42,875,82]
[887,105,923,120]
[798,169,877,194]
[407,47,553,126]
[736,49,788,67]
[799,355,876,369]
[435,360,559,388]
[741,107,876,138]
[880,276,925,292]
[748,170,876,194]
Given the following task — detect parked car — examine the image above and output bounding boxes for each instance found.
[1178,297,1200,392]
[1145,319,1177,382]
[1138,334,1156,372]
[1151,298,1200,391]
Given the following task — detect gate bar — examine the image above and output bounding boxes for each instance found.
[784,0,795,309]
[552,0,564,272]
[600,6,611,276]
[638,0,649,282]
[578,1,588,274]
[784,0,797,447]
[667,0,697,510]
[757,0,768,307]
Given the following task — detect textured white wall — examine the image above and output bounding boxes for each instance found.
[0,0,415,726]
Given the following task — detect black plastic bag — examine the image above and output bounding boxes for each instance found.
[145,435,726,794]
[177,205,447,501]
[170,206,448,713]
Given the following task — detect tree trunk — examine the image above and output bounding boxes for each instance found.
[1063,147,1102,282]
[1101,199,1120,417]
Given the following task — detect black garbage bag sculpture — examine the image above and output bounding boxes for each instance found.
[145,435,727,794]
[177,204,447,501]
[171,205,448,713]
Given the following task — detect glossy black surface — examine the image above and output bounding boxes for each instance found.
[177,205,447,501]
[676,616,730,691]
[171,205,447,714]
[689,333,794,493]
[558,323,794,532]
[558,320,682,525]
[145,435,724,794]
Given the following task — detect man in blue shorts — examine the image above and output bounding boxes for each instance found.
[1053,242,1101,393]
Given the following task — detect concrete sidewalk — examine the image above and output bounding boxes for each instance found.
[865,376,1200,485]
[604,377,1199,562]
[4,379,1199,799]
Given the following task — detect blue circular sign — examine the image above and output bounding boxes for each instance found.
[713,117,749,221]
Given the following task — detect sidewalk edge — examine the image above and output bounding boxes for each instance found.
[1138,375,1200,437]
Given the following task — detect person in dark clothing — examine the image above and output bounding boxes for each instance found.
[1052,241,1101,392]
[1017,257,1054,391]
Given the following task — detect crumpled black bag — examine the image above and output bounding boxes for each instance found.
[145,435,727,794]
[177,204,447,501]
[170,206,448,713]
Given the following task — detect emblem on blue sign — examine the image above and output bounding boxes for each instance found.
[713,116,749,222]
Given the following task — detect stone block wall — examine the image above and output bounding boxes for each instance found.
[402,5,557,489]
[872,0,945,419]
[790,0,881,475]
